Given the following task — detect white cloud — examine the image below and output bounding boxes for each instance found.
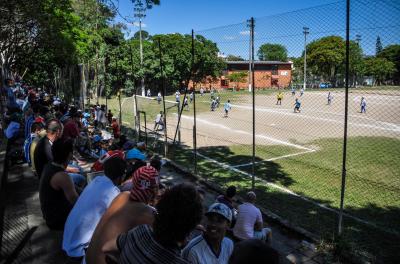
[132,22,147,28]
[223,36,235,40]
[239,30,250,36]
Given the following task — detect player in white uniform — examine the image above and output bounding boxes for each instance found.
[224,100,232,118]
[182,203,233,264]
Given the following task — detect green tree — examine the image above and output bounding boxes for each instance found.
[364,57,396,85]
[226,55,245,61]
[376,36,383,55]
[377,44,400,83]
[228,72,248,89]
[133,30,150,40]
[257,43,288,61]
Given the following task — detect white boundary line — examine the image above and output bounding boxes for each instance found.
[195,151,399,236]
[232,150,316,168]
[179,115,314,151]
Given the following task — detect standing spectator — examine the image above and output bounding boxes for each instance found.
[39,139,79,230]
[147,88,151,97]
[233,192,271,243]
[111,117,120,139]
[157,91,162,104]
[102,183,203,264]
[360,96,367,113]
[63,157,127,258]
[107,110,113,125]
[34,119,63,178]
[100,105,108,128]
[85,166,159,264]
[200,87,204,96]
[182,203,234,264]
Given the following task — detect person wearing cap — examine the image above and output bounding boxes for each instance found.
[62,157,127,259]
[125,142,146,161]
[182,203,234,264]
[84,165,159,264]
[233,191,272,243]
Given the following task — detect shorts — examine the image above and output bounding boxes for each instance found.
[225,109,228,114]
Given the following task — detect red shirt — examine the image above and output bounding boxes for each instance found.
[112,121,120,138]
[62,120,80,140]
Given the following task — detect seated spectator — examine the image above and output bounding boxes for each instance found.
[102,183,204,264]
[125,142,147,161]
[84,165,159,264]
[4,113,21,140]
[24,122,44,166]
[216,186,236,210]
[39,139,78,230]
[183,203,234,264]
[62,111,81,141]
[62,157,127,258]
[91,150,125,172]
[233,191,271,243]
[228,239,279,264]
[33,119,63,178]
[111,117,120,139]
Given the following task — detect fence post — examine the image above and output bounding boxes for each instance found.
[338,0,350,235]
[192,29,198,176]
[157,39,168,157]
[249,17,256,191]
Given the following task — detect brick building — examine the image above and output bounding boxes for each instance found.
[190,60,293,90]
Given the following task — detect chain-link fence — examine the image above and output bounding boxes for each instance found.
[105,0,399,262]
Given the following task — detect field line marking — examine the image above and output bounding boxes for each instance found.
[195,151,399,236]
[232,104,400,132]
[232,150,316,168]
[178,115,313,151]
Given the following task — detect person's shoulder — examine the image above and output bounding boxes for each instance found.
[182,235,204,257]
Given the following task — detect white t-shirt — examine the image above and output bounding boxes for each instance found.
[62,176,120,257]
[233,202,263,240]
[182,235,233,264]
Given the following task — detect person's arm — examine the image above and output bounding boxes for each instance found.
[102,238,119,263]
[254,208,263,231]
[50,171,79,205]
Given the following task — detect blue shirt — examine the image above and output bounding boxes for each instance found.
[24,133,36,165]
[62,176,120,257]
[25,115,34,139]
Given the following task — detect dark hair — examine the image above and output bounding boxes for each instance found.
[31,122,44,133]
[32,103,41,114]
[153,183,203,247]
[229,239,279,264]
[39,105,49,117]
[125,160,146,182]
[52,139,73,164]
[150,156,162,172]
[104,157,127,181]
[46,119,62,133]
[226,186,237,198]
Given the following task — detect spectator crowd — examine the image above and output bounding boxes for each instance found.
[1,77,279,264]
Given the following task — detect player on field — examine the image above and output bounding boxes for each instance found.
[183,97,189,111]
[327,92,333,105]
[189,91,194,103]
[276,91,283,105]
[291,86,296,96]
[157,92,162,104]
[294,98,301,113]
[300,87,304,96]
[360,97,367,113]
[224,100,232,117]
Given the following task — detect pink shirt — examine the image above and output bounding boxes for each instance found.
[233,202,263,240]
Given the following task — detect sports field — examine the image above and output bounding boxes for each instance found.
[102,87,400,259]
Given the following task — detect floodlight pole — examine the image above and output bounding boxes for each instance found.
[247,20,252,92]
[134,1,146,97]
[303,27,309,90]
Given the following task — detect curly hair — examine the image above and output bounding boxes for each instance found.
[153,183,203,248]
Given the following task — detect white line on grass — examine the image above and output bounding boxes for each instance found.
[196,151,398,235]
[178,115,314,151]
[231,150,316,168]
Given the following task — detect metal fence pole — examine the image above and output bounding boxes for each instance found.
[192,29,198,176]
[158,39,168,157]
[338,0,350,235]
[250,17,256,191]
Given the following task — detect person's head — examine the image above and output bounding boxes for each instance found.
[228,239,280,264]
[103,156,127,185]
[204,203,232,242]
[108,110,111,113]
[129,165,159,204]
[246,191,256,203]
[46,119,63,140]
[31,122,44,135]
[52,139,73,166]
[149,156,162,172]
[226,186,237,199]
[136,142,146,151]
[227,100,230,103]
[153,183,203,248]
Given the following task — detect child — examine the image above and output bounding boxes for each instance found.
[294,98,301,113]
[276,92,283,105]
[224,100,232,117]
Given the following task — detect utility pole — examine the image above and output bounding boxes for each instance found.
[355,34,362,46]
[247,19,252,92]
[133,0,146,97]
[303,27,309,90]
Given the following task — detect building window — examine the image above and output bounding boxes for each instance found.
[271,65,278,75]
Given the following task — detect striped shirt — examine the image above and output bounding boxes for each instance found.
[117,225,189,264]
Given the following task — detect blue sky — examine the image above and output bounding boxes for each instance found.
[113,0,400,58]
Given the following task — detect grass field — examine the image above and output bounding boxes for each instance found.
[100,86,400,261]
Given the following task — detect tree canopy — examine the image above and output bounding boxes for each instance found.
[257,43,288,61]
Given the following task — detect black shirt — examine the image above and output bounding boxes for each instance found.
[39,163,73,230]
[34,136,53,178]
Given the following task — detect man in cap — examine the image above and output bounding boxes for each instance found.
[233,191,272,243]
[183,202,234,264]
[125,142,146,161]
[85,165,159,264]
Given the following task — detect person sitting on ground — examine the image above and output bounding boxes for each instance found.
[39,139,79,230]
[84,165,160,264]
[216,186,237,226]
[102,183,204,264]
[182,203,234,264]
[228,239,279,264]
[233,191,272,243]
[24,122,44,166]
[62,157,127,258]
[125,142,147,161]
[62,111,81,141]
[91,149,125,172]
[111,117,120,139]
